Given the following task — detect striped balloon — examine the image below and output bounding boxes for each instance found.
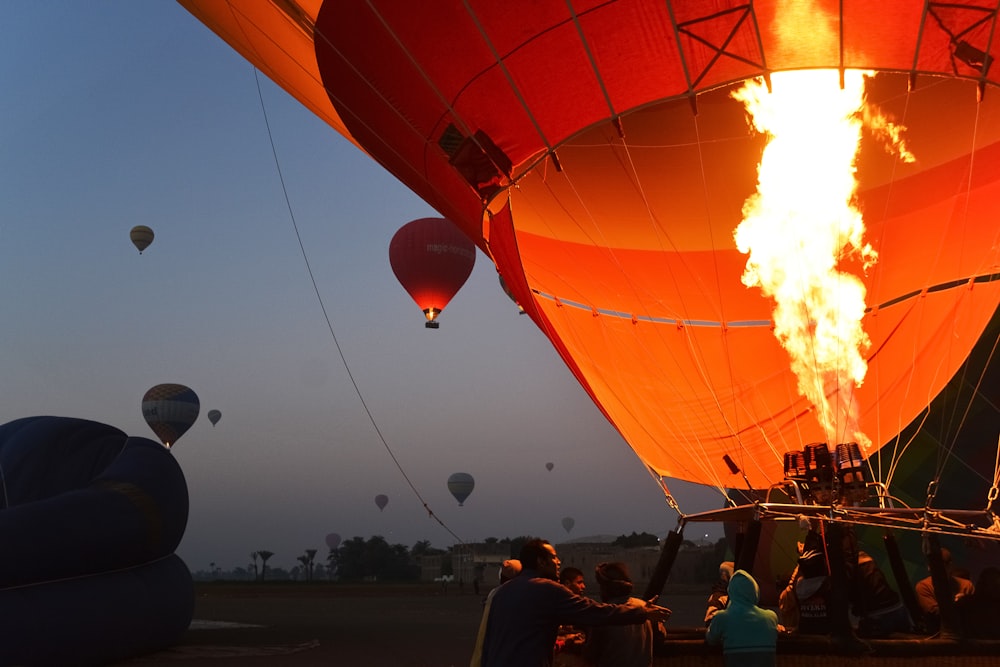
[141,383,200,448]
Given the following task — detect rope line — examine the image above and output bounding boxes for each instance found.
[252,68,464,545]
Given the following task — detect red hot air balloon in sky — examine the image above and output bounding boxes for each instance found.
[389,217,476,329]
[325,533,341,550]
[374,494,388,512]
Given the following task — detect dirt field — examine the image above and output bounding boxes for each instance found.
[116,583,1000,667]
[117,582,708,667]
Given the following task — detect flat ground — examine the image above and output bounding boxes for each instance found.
[116,582,709,667]
[116,583,1000,667]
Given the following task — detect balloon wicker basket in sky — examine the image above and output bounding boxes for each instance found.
[181,0,999,608]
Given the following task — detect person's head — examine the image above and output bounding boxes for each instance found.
[499,559,521,584]
[560,566,586,595]
[797,549,828,580]
[519,539,560,579]
[594,562,634,601]
[727,569,761,606]
[718,561,734,583]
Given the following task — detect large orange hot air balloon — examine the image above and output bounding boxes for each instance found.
[389,217,476,328]
[179,2,999,508]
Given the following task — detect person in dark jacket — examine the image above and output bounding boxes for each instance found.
[705,569,779,667]
[479,539,671,667]
[704,561,734,625]
[583,562,655,667]
[850,550,912,637]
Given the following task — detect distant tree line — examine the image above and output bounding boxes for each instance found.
[194,532,728,582]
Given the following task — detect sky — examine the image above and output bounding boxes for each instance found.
[1,1,725,573]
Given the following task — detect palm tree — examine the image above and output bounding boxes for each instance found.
[305,549,318,581]
[250,551,259,581]
[297,554,310,581]
[258,550,274,581]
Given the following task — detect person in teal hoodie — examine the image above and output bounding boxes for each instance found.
[705,569,779,667]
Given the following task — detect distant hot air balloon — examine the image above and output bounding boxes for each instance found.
[562,517,575,534]
[207,409,221,427]
[325,533,341,550]
[130,225,154,254]
[389,217,475,329]
[447,472,475,506]
[141,383,200,448]
[375,494,389,512]
[545,462,554,472]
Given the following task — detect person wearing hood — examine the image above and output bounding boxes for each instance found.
[705,569,779,667]
[582,562,655,667]
[480,539,672,667]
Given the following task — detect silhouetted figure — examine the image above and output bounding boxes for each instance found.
[961,566,1000,639]
[778,546,830,635]
[705,561,734,625]
[914,547,974,635]
[559,567,586,596]
[850,550,912,638]
[479,539,671,667]
[555,566,589,657]
[583,562,654,667]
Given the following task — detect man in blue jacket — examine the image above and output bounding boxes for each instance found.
[480,539,671,667]
[705,569,779,666]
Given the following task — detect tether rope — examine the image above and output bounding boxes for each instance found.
[251,67,464,545]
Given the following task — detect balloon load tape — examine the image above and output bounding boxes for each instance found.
[782,442,869,505]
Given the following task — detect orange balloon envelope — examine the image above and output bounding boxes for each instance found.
[389,217,476,328]
[179,2,1000,497]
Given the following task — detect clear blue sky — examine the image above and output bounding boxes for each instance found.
[1,1,724,572]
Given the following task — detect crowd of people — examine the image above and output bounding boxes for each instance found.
[471,538,670,667]
[469,529,999,667]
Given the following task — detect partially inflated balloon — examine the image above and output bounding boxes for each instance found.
[325,533,341,550]
[389,218,475,329]
[375,494,388,512]
[447,472,475,506]
[130,225,154,254]
[207,409,221,427]
[141,384,199,448]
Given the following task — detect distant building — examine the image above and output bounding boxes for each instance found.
[419,540,718,592]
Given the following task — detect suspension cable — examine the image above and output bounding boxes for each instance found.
[252,67,464,545]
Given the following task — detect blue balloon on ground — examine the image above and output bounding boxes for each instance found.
[0,416,193,665]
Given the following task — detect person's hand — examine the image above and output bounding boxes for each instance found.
[645,603,672,623]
